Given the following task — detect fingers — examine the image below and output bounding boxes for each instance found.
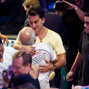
[45,59,49,63]
[2,39,9,46]
[29,70,39,79]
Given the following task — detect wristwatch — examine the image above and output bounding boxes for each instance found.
[52,62,56,70]
[75,6,79,10]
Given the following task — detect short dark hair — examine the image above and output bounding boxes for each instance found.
[28,6,45,19]
[12,51,32,66]
[85,11,89,17]
[0,38,2,44]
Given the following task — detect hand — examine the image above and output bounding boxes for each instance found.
[22,45,36,56]
[66,71,75,81]
[39,60,53,73]
[0,34,9,46]
[29,65,39,79]
[62,0,77,10]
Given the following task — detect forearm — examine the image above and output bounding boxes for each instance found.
[71,52,82,73]
[74,7,85,22]
[0,33,7,39]
[55,53,66,69]
[13,43,22,50]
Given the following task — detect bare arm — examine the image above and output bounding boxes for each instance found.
[63,0,85,22]
[13,35,36,55]
[39,53,66,72]
[54,53,66,69]
[66,52,82,81]
[70,52,82,72]
[0,33,9,46]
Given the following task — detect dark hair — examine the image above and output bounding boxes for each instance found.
[12,50,32,66]
[9,74,40,89]
[14,83,37,89]
[28,6,45,19]
[0,38,2,44]
[54,1,68,11]
[85,11,89,16]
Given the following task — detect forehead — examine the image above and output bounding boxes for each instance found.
[84,16,89,22]
[28,14,40,20]
[13,57,23,65]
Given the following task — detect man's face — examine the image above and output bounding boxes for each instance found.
[12,57,30,76]
[84,16,89,34]
[0,43,4,62]
[28,14,45,34]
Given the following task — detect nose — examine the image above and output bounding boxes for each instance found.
[12,67,17,74]
[31,23,36,28]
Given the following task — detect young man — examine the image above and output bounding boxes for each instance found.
[13,6,66,88]
[66,11,89,85]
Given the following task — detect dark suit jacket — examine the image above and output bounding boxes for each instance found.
[9,74,40,89]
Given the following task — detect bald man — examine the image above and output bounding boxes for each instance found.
[13,27,57,89]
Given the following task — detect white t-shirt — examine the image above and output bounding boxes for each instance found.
[32,43,56,89]
[0,46,17,88]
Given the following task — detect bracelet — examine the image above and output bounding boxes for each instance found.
[52,62,56,70]
[75,6,79,10]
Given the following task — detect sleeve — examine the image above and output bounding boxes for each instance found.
[53,33,65,55]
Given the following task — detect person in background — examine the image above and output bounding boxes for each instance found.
[13,6,66,88]
[0,0,26,34]
[66,11,89,86]
[0,38,17,88]
[54,0,88,88]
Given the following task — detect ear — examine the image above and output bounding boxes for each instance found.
[42,17,45,24]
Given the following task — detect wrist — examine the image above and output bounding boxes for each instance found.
[51,62,56,70]
[70,69,75,74]
[75,6,79,10]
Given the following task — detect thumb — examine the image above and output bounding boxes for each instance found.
[45,59,49,64]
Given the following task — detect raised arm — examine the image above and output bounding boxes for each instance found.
[63,0,85,22]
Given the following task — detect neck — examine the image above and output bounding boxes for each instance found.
[36,26,48,40]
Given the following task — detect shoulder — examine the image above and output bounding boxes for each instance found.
[48,29,61,37]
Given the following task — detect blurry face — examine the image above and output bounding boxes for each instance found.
[0,43,4,61]
[84,16,89,34]
[12,57,30,76]
[28,15,45,34]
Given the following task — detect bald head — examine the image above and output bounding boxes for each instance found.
[19,27,35,45]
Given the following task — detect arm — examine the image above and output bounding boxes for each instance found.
[63,0,85,22]
[39,53,66,72]
[0,33,9,46]
[13,35,36,55]
[66,52,82,81]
